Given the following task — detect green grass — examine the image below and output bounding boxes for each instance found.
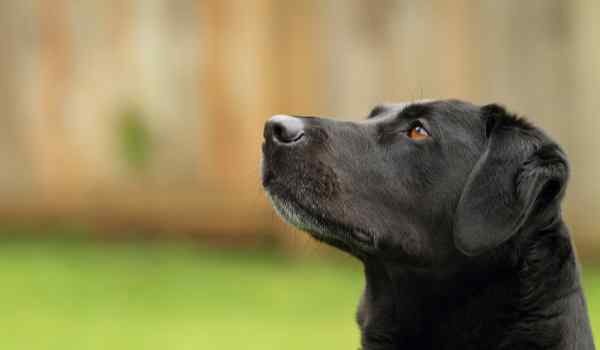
[0,239,598,349]
[0,239,363,350]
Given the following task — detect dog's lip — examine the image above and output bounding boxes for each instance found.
[266,191,376,253]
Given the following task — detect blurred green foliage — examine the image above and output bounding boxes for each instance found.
[116,105,153,171]
[0,237,597,349]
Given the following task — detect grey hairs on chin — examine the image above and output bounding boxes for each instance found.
[267,193,324,234]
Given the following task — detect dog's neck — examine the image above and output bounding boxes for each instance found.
[357,222,593,350]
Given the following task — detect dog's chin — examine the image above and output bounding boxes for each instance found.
[266,192,375,257]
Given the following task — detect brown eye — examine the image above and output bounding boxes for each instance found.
[407,122,430,140]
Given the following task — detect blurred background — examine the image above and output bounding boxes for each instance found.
[0,1,599,349]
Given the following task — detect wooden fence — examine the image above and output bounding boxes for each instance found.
[0,0,598,254]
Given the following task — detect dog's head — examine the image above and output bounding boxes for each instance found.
[261,100,568,265]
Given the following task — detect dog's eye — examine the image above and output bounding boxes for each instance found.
[407,121,430,140]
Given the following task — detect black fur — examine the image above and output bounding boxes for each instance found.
[261,100,595,349]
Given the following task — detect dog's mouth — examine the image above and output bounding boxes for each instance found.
[261,117,375,257]
[266,192,375,257]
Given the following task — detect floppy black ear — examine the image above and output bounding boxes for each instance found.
[453,104,568,256]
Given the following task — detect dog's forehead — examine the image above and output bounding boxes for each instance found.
[364,99,435,123]
[366,99,482,125]
[377,99,433,114]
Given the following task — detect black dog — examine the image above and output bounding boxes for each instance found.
[261,100,595,349]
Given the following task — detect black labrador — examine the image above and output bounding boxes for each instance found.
[261,100,595,349]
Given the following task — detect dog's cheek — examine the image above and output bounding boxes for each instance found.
[300,159,340,199]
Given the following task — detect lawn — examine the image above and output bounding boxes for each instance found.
[0,238,598,349]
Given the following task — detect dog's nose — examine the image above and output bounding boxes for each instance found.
[265,115,305,143]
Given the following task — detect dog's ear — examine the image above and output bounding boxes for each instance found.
[453,104,568,256]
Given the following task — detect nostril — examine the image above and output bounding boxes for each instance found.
[267,115,305,144]
[273,124,285,140]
